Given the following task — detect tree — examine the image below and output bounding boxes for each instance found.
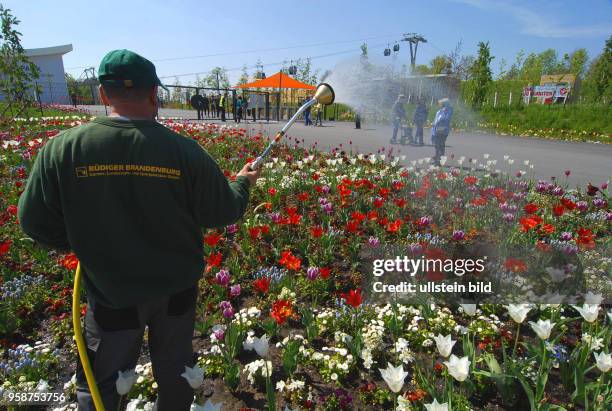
[519,52,542,83]
[538,49,559,75]
[204,67,230,90]
[0,5,40,118]
[569,49,588,78]
[413,64,431,75]
[429,55,452,74]
[65,73,89,100]
[171,77,182,103]
[295,58,318,85]
[583,36,611,102]
[470,41,494,108]
[503,50,525,80]
[238,64,249,86]
[497,57,508,80]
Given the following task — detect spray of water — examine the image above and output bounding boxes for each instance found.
[323,56,481,128]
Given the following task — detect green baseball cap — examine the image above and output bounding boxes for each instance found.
[98,49,168,91]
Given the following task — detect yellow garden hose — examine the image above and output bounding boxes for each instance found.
[73,262,106,411]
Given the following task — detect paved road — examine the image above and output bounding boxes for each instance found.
[81,105,611,188]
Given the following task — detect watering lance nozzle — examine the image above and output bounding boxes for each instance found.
[313,82,335,105]
[249,83,335,170]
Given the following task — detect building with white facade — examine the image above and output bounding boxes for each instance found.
[26,44,73,104]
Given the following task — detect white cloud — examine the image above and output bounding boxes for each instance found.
[453,0,611,38]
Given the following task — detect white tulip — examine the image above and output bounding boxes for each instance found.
[584,292,603,305]
[593,352,612,373]
[424,398,449,411]
[444,354,471,382]
[181,365,204,389]
[116,369,137,395]
[460,303,477,316]
[505,304,531,323]
[529,319,555,340]
[433,334,456,358]
[253,334,270,357]
[572,304,600,323]
[379,362,409,393]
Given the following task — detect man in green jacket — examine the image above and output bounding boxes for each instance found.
[18,49,260,410]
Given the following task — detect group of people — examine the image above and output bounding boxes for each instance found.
[390,94,453,166]
[233,95,260,123]
[191,92,227,121]
[193,93,262,123]
[303,95,323,126]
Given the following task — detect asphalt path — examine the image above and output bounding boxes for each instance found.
[81,105,611,188]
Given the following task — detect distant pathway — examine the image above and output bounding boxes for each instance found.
[80,105,612,188]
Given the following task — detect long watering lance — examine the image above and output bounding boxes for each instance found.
[249,83,335,170]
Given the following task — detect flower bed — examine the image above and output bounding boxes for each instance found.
[0,117,610,410]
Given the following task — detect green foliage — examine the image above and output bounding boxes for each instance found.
[0,5,41,118]
[470,42,494,108]
[203,67,230,89]
[238,64,249,86]
[582,36,611,103]
[281,340,300,376]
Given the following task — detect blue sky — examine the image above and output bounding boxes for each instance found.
[5,0,611,84]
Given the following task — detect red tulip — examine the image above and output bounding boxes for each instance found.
[60,253,79,270]
[253,277,271,294]
[524,203,539,214]
[271,299,294,325]
[341,289,362,308]
[0,240,12,256]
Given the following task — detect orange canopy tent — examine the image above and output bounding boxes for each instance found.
[235,71,315,90]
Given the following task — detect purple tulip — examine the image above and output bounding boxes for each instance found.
[452,230,465,241]
[322,185,331,194]
[216,269,230,286]
[213,329,225,341]
[576,201,588,212]
[219,300,232,311]
[226,224,238,234]
[306,267,319,281]
[552,186,564,196]
[560,232,573,241]
[230,284,241,297]
[368,236,380,247]
[418,216,431,226]
[270,212,282,223]
[222,307,234,318]
[503,213,515,222]
[593,198,606,208]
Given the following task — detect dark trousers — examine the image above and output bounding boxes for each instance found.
[433,132,448,165]
[415,123,424,145]
[220,108,226,121]
[76,286,197,411]
[391,120,400,142]
[304,112,312,126]
[251,108,257,122]
[315,112,322,126]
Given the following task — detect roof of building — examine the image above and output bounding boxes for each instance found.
[25,44,73,58]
